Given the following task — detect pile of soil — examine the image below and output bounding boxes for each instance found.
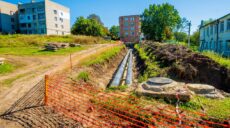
[142,41,230,92]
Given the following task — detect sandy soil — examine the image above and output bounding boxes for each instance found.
[0,43,118,127]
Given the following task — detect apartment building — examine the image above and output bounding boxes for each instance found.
[0,1,18,34]
[119,15,141,43]
[18,0,70,35]
[200,13,230,56]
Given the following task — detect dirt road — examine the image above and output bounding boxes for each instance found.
[0,43,117,115]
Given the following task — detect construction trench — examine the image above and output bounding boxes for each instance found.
[0,44,229,128]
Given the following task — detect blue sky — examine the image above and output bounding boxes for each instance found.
[4,0,230,33]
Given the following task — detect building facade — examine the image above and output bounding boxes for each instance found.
[119,15,141,43]
[0,1,18,34]
[0,0,70,35]
[200,13,230,56]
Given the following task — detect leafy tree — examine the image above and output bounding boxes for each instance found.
[174,32,187,42]
[71,16,106,36]
[109,26,120,40]
[190,30,200,46]
[87,14,104,25]
[141,3,181,42]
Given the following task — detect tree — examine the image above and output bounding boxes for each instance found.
[87,14,104,26]
[71,16,106,36]
[175,17,190,33]
[190,30,200,46]
[141,3,181,42]
[174,32,187,42]
[109,26,120,40]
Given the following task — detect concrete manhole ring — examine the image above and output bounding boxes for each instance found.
[147,77,173,86]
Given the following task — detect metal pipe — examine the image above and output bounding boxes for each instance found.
[125,50,133,85]
[110,49,131,87]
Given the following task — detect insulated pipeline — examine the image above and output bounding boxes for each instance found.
[110,49,131,87]
[125,50,133,85]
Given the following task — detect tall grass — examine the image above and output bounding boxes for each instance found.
[0,34,111,47]
[202,51,230,69]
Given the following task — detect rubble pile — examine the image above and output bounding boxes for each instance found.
[45,43,80,51]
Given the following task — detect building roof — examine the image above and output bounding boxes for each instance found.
[200,13,230,28]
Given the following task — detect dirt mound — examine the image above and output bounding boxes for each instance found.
[143,41,230,92]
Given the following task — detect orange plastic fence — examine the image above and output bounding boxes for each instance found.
[45,75,230,128]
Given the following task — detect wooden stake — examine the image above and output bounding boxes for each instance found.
[45,75,49,105]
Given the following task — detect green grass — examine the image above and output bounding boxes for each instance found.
[0,63,15,74]
[77,71,90,82]
[82,45,124,66]
[134,44,163,82]
[107,85,128,92]
[0,34,111,47]
[0,46,88,56]
[180,96,230,120]
[202,51,230,69]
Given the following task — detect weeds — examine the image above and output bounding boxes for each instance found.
[0,63,15,74]
[77,71,90,82]
[107,85,128,92]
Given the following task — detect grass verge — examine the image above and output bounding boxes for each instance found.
[81,45,124,66]
[77,71,90,82]
[202,51,230,69]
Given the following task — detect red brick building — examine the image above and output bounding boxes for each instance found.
[119,15,141,43]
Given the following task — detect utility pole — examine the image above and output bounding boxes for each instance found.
[188,21,191,47]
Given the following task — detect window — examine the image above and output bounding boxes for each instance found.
[61,25,64,29]
[27,16,31,20]
[124,17,129,21]
[34,23,37,27]
[28,23,31,28]
[37,7,44,12]
[130,22,135,26]
[124,22,129,26]
[32,8,36,13]
[130,17,135,21]
[11,25,15,30]
[61,12,63,16]
[220,21,224,33]
[62,32,64,35]
[130,27,135,31]
[227,19,230,31]
[41,28,45,34]
[131,32,135,36]
[33,15,36,20]
[39,21,45,26]
[20,23,26,28]
[55,24,58,28]
[54,10,57,14]
[11,18,15,22]
[38,13,45,20]
[124,27,128,31]
[60,18,63,22]
[54,17,57,21]
[125,32,129,36]
[20,9,25,13]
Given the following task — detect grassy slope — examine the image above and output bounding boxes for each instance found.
[134,44,230,120]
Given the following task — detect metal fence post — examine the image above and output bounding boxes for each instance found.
[45,75,49,105]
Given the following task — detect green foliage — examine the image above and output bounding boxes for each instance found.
[174,32,187,42]
[87,14,104,26]
[71,16,106,36]
[109,25,120,40]
[77,71,90,82]
[82,45,124,66]
[202,51,230,69]
[134,44,162,82]
[189,30,200,46]
[0,63,15,74]
[108,85,128,92]
[141,3,181,42]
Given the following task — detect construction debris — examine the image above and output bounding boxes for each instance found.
[44,43,76,51]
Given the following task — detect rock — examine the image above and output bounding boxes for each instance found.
[45,43,69,51]
[0,58,5,65]
[69,43,80,47]
[187,84,215,94]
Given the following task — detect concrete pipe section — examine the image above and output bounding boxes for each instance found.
[110,49,132,87]
[125,50,133,85]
